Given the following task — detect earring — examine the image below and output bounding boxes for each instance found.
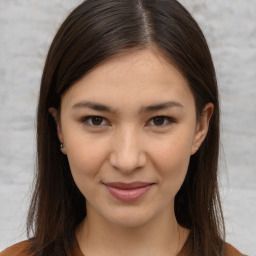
[60,143,64,150]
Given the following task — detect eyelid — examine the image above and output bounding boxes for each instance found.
[146,116,176,127]
[81,116,110,127]
[80,115,176,129]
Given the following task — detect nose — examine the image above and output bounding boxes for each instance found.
[109,126,147,174]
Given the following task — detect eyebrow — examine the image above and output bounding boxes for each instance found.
[72,101,117,113]
[72,100,184,114]
[139,101,184,113]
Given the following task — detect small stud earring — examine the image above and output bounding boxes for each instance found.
[60,143,64,150]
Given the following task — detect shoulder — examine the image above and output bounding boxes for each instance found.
[0,240,33,256]
[225,243,248,256]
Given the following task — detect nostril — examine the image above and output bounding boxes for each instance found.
[109,151,147,173]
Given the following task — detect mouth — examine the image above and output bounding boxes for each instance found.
[103,182,154,202]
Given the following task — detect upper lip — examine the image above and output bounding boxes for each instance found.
[103,182,154,190]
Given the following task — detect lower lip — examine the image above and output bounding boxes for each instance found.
[105,185,152,202]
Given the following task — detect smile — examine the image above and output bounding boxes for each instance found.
[103,182,154,202]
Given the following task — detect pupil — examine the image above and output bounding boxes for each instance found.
[92,117,103,125]
[153,117,164,126]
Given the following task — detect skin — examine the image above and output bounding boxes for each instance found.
[50,47,213,256]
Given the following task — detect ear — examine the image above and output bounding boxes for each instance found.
[191,103,214,155]
[48,107,67,154]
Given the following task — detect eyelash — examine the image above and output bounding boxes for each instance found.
[81,116,109,127]
[81,116,176,128]
[147,116,176,127]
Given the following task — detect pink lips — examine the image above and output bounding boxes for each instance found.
[104,182,153,202]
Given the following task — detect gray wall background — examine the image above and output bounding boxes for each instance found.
[0,0,255,255]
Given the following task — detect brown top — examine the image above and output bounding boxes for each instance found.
[0,239,247,256]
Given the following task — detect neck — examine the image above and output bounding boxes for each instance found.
[76,205,189,256]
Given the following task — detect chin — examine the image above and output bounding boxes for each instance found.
[103,206,158,228]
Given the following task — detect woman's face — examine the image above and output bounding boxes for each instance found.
[54,48,212,227]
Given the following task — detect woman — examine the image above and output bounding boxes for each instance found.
[0,0,246,255]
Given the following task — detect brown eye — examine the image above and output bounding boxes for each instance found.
[82,116,108,127]
[148,116,175,127]
[91,116,104,126]
[152,116,165,126]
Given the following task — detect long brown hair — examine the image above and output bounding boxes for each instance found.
[27,0,225,255]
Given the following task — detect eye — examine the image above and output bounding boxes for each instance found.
[147,116,175,127]
[82,116,109,127]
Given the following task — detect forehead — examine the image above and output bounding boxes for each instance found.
[83,48,186,87]
[61,48,194,109]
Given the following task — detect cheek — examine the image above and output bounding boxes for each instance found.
[150,131,194,192]
[64,138,109,199]
[153,129,193,165]
[64,134,110,183]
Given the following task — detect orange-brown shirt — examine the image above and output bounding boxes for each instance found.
[0,239,247,256]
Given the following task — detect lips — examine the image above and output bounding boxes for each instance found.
[103,182,154,202]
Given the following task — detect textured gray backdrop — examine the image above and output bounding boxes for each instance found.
[0,0,255,255]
